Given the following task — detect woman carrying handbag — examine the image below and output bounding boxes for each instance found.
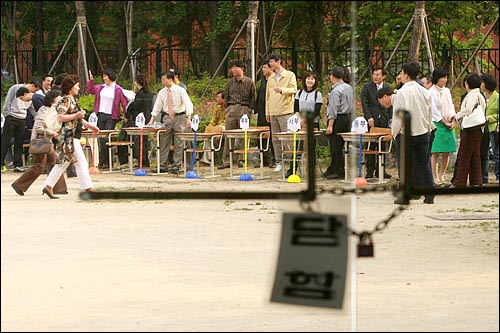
[451,73,487,187]
[11,90,68,196]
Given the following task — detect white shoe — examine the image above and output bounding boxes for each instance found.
[274,163,282,172]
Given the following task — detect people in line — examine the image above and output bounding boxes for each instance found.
[200,91,226,166]
[323,66,353,180]
[254,59,275,168]
[378,62,435,204]
[86,68,128,169]
[219,60,256,169]
[451,73,487,188]
[1,78,42,173]
[11,90,68,196]
[265,53,297,173]
[43,74,99,199]
[481,73,499,181]
[147,70,194,174]
[429,67,456,185]
[118,73,155,168]
[290,70,323,178]
[360,66,393,179]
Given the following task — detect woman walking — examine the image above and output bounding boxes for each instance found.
[43,75,99,199]
[11,90,68,195]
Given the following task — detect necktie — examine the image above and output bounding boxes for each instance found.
[167,89,174,119]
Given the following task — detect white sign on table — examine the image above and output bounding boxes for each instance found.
[351,116,368,133]
[287,114,301,132]
[88,113,98,127]
[240,114,250,130]
[136,112,145,128]
[191,114,200,132]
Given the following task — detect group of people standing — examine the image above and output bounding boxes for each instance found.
[3,57,498,202]
[376,63,499,204]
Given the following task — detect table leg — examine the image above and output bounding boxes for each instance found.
[344,141,349,181]
[129,136,133,173]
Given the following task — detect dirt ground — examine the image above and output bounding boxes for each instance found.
[1,165,498,332]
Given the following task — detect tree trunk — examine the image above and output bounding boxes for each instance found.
[124,1,134,85]
[75,1,88,92]
[207,1,222,77]
[245,1,259,81]
[408,1,425,64]
[34,2,46,75]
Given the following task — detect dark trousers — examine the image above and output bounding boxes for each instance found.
[1,115,26,168]
[97,113,117,166]
[395,133,435,201]
[453,128,483,187]
[480,127,490,183]
[327,114,350,176]
[257,114,275,165]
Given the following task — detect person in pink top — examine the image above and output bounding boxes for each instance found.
[86,68,128,169]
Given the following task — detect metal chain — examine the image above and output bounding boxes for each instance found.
[313,183,407,238]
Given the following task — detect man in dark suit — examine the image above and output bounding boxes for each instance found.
[361,66,393,179]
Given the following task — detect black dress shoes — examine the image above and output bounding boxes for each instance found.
[54,191,69,195]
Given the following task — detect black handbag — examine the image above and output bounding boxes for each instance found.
[29,134,52,154]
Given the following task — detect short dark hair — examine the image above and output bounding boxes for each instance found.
[372,66,387,76]
[103,68,116,81]
[29,77,43,89]
[44,89,62,107]
[376,86,394,100]
[431,67,448,84]
[16,86,30,97]
[465,73,482,90]
[481,73,497,91]
[54,73,67,86]
[402,62,420,80]
[330,66,345,79]
[231,60,245,69]
[163,70,175,80]
[268,53,282,62]
[302,71,319,90]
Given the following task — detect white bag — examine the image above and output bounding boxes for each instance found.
[462,101,486,129]
[44,105,62,132]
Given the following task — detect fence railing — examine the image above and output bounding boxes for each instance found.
[1,46,498,91]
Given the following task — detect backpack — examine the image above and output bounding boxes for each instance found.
[298,89,318,101]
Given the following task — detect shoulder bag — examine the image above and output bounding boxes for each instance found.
[462,98,486,129]
[45,105,62,133]
[29,133,52,155]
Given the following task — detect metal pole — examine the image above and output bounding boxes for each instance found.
[421,13,434,72]
[77,22,89,82]
[48,22,77,75]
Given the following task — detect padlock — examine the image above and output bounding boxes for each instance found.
[357,232,374,257]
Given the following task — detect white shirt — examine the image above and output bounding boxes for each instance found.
[98,83,115,115]
[429,84,455,122]
[391,81,433,137]
[151,84,193,119]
